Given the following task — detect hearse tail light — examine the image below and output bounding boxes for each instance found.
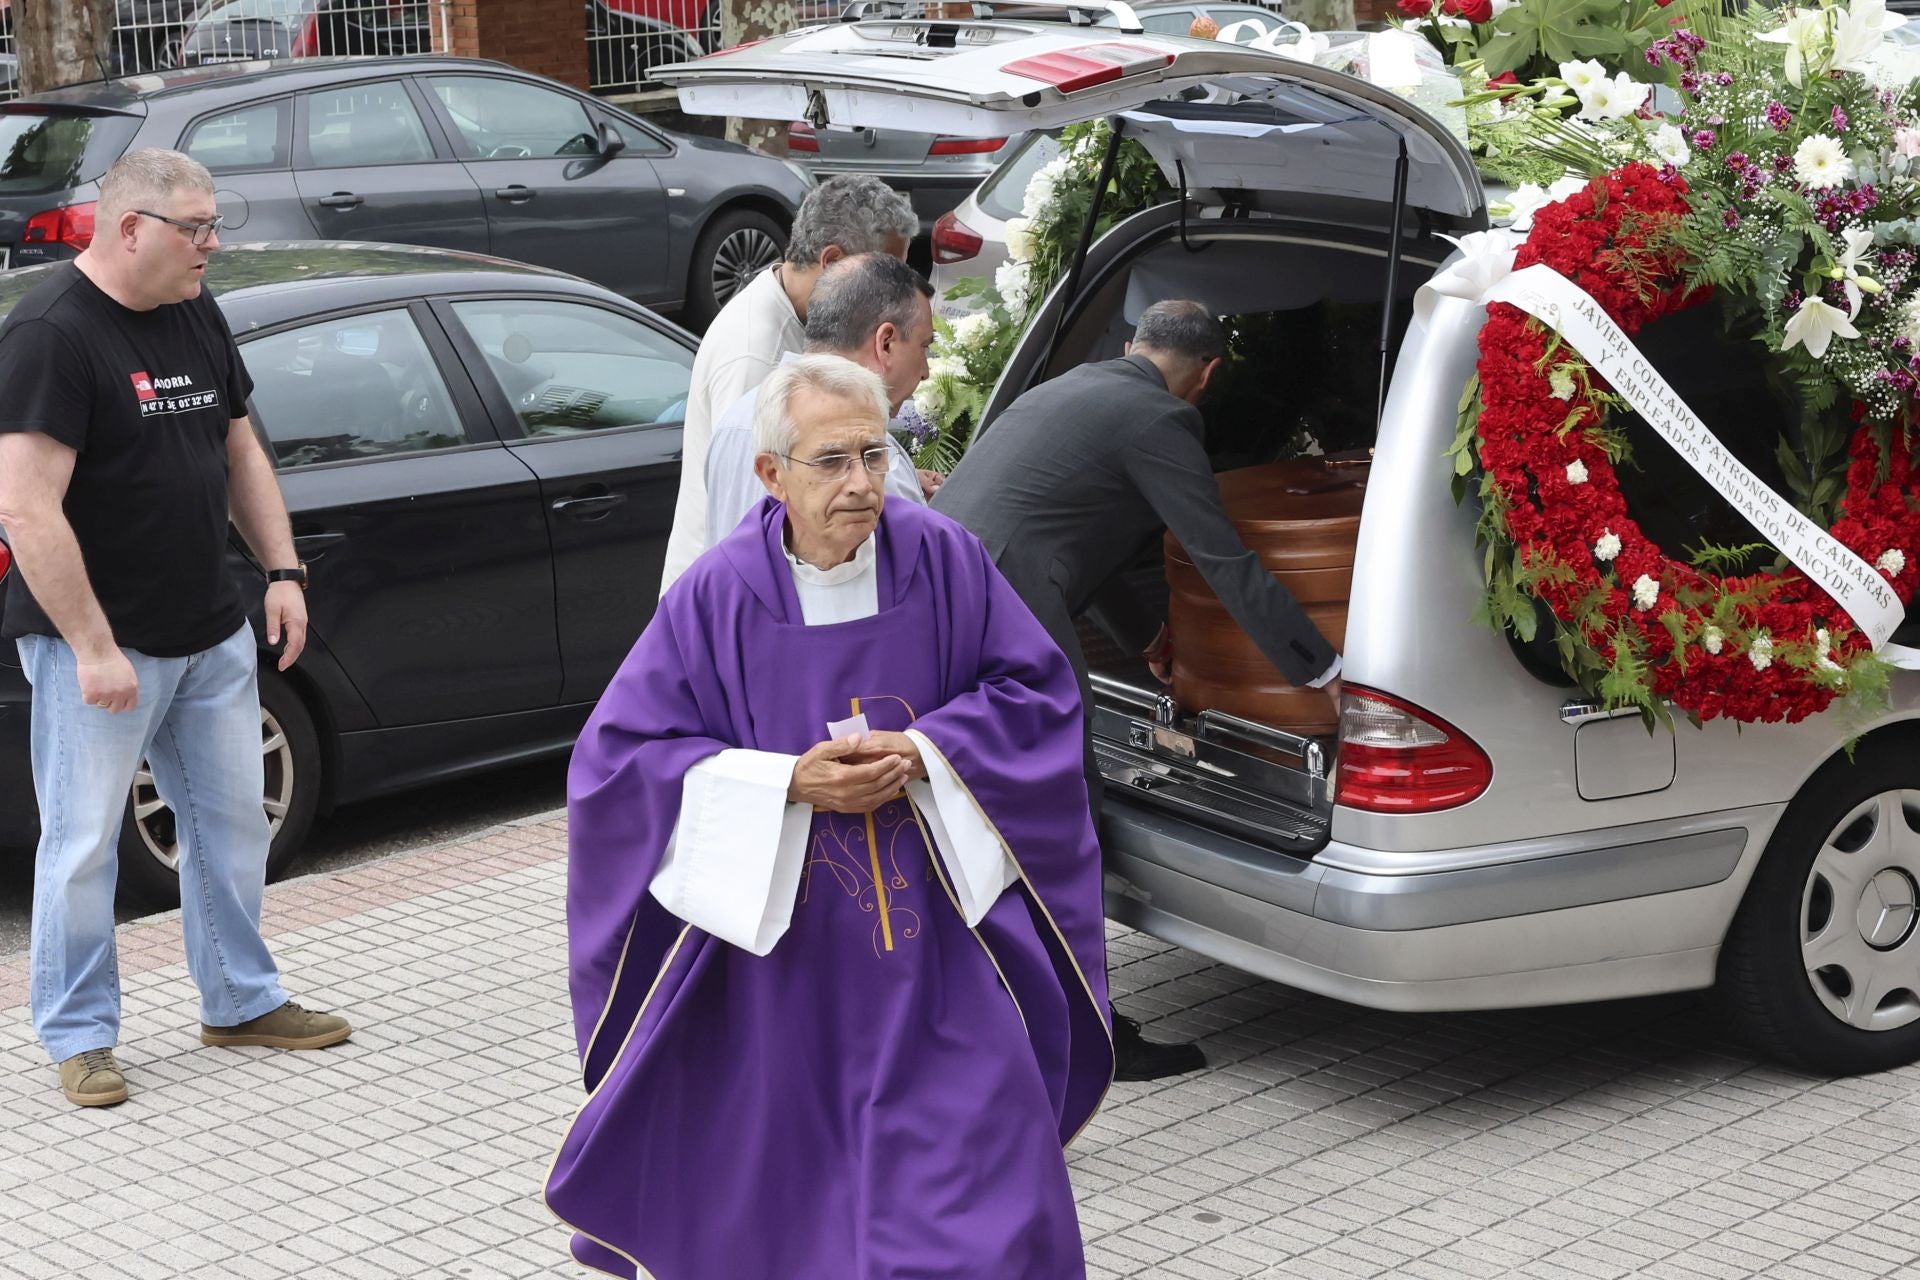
[22,202,96,251]
[928,135,1008,155]
[787,121,819,152]
[1002,44,1174,94]
[1334,685,1491,813]
[930,210,982,264]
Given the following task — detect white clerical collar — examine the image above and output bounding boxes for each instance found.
[785,531,877,587]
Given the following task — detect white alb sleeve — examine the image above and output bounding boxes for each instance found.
[903,729,1018,927]
[651,749,812,955]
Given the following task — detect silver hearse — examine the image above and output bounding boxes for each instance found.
[656,15,1920,1074]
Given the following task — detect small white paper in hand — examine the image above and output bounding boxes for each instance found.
[826,713,870,744]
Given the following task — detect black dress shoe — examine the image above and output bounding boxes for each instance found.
[1111,1008,1206,1081]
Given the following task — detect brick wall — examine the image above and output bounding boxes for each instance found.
[448,0,590,90]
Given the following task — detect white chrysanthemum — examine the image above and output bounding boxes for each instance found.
[1900,295,1920,346]
[1877,548,1908,577]
[912,376,948,420]
[1020,157,1070,220]
[1702,625,1725,655]
[1594,530,1622,562]
[1558,59,1606,95]
[1003,217,1036,264]
[993,257,1031,310]
[1549,368,1577,401]
[1748,631,1775,672]
[1793,134,1854,189]
[1566,459,1589,485]
[926,355,967,382]
[1631,574,1660,611]
[1650,123,1691,168]
[950,311,995,352]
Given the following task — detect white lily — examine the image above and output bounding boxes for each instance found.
[1496,183,1551,230]
[1557,59,1607,96]
[1833,226,1880,318]
[1756,9,1830,87]
[1833,0,1901,74]
[1781,296,1861,359]
[1575,73,1650,121]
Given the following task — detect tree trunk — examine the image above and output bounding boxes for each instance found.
[721,0,796,154]
[17,0,118,96]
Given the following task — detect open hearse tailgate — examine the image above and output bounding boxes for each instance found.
[651,23,1482,218]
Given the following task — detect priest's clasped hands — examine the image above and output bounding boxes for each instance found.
[786,730,929,813]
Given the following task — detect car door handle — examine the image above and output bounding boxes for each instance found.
[551,493,627,519]
[317,193,363,209]
[493,186,536,204]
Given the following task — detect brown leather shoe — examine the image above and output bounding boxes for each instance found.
[200,1000,351,1050]
[59,1048,129,1107]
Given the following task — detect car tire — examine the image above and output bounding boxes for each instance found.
[1719,738,1920,1074]
[115,668,322,908]
[683,208,787,332]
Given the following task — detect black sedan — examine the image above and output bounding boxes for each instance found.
[0,56,808,328]
[0,242,696,902]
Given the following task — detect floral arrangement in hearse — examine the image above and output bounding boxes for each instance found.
[906,120,1167,472]
[1443,0,1920,728]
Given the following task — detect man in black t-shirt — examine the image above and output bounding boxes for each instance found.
[0,149,350,1108]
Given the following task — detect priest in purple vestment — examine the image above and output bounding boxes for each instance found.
[545,353,1114,1279]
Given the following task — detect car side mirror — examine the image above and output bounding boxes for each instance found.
[594,120,628,158]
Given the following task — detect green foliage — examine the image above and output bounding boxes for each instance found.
[1684,540,1773,574]
[1473,0,1680,84]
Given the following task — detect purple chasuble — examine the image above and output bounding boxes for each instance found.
[547,499,1113,1279]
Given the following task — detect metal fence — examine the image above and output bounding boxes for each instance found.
[587,0,719,97]
[0,0,456,103]
[0,0,730,104]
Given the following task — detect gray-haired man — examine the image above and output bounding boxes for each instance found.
[660,174,918,594]
[703,253,941,550]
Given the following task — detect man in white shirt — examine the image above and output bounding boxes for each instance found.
[552,356,1112,1280]
[703,252,941,549]
[660,174,917,594]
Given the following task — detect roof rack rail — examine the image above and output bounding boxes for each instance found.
[839,0,1144,34]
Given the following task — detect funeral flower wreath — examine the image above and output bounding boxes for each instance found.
[1462,162,1920,726]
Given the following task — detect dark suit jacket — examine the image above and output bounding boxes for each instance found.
[933,353,1337,689]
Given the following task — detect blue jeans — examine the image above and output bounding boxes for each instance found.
[19,623,287,1062]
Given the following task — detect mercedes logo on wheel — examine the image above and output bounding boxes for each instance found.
[1858,868,1919,950]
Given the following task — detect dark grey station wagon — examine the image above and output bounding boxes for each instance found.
[0,56,812,327]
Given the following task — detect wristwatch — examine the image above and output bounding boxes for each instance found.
[266,563,309,591]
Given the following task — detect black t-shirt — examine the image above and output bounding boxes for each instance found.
[0,265,254,657]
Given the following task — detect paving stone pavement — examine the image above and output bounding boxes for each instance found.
[4,813,1920,1280]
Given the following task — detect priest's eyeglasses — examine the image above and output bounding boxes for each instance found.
[135,210,225,246]
[780,446,893,480]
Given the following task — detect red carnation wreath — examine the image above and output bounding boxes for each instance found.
[1468,162,1920,725]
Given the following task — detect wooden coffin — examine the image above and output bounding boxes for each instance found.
[1164,457,1366,735]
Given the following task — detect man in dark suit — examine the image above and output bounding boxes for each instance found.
[934,299,1341,1080]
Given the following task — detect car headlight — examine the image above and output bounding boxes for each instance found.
[781,158,818,189]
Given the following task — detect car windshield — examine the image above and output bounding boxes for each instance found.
[977,130,1060,223]
[0,109,140,198]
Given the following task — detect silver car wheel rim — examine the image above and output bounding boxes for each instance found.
[1800,788,1920,1032]
[131,704,295,874]
[711,229,782,307]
